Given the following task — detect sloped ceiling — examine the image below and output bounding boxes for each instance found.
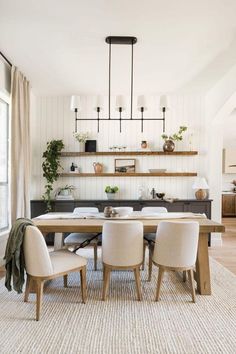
[1,0,236,95]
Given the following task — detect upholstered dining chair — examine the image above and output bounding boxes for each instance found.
[24,226,87,321]
[64,207,99,270]
[141,206,168,281]
[152,221,199,302]
[102,221,143,301]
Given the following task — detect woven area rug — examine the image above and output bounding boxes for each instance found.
[0,250,236,354]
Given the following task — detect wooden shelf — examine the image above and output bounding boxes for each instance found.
[60,151,198,157]
[60,172,197,177]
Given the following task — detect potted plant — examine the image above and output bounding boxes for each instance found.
[105,186,119,200]
[73,131,90,152]
[56,185,75,197]
[42,139,65,211]
[161,126,187,152]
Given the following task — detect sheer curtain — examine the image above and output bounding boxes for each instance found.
[11,66,30,221]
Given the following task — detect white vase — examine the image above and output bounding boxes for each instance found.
[78,142,85,152]
[106,193,116,200]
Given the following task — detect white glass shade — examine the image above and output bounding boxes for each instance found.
[192,177,209,190]
[160,95,168,109]
[137,95,147,110]
[70,95,81,111]
[115,95,125,110]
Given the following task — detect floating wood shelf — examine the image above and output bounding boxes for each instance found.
[60,151,198,157]
[60,172,197,177]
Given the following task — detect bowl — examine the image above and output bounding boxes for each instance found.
[113,207,133,217]
[156,193,165,200]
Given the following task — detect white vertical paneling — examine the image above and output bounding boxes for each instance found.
[31,94,206,200]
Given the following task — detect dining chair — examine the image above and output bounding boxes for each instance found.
[152,221,199,302]
[141,206,168,281]
[64,207,99,270]
[24,226,87,321]
[102,221,143,301]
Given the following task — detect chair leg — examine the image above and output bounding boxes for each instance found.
[102,265,111,301]
[155,267,164,301]
[183,270,187,282]
[94,242,98,271]
[80,266,87,303]
[188,269,196,303]
[148,244,153,282]
[24,275,31,302]
[63,274,68,288]
[142,242,146,270]
[36,280,44,321]
[134,267,142,301]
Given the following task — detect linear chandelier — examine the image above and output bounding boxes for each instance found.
[70,36,168,133]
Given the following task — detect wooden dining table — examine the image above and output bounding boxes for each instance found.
[33,214,225,296]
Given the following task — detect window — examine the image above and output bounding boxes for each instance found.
[0,98,9,232]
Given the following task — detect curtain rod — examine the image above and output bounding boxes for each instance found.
[0,51,12,67]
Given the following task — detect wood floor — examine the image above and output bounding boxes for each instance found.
[1,217,236,280]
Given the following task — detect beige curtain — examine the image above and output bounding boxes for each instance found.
[11,66,30,222]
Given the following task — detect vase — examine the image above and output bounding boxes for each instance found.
[78,142,85,152]
[106,193,116,200]
[163,139,175,152]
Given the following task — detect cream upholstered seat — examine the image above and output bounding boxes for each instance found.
[141,206,168,281]
[24,226,87,321]
[64,207,99,270]
[102,221,143,301]
[152,221,199,302]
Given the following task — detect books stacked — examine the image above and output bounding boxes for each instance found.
[56,195,74,200]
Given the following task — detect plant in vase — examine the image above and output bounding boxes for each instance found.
[42,139,65,211]
[56,185,76,197]
[105,185,119,200]
[73,131,90,152]
[161,126,187,152]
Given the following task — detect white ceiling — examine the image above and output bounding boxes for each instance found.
[1,0,236,95]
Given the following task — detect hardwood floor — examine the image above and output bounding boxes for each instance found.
[0,217,236,280]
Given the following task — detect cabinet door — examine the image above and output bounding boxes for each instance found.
[54,201,75,212]
[184,201,211,218]
[222,195,235,216]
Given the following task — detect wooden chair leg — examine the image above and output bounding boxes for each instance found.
[142,242,146,270]
[183,270,187,282]
[94,242,98,271]
[63,274,68,288]
[36,280,44,321]
[188,269,196,303]
[134,267,142,301]
[24,275,31,302]
[155,267,164,301]
[80,266,87,303]
[148,244,153,282]
[102,265,111,301]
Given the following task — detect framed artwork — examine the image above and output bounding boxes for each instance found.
[223,149,236,173]
[115,159,136,173]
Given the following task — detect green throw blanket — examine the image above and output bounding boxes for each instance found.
[4,218,34,294]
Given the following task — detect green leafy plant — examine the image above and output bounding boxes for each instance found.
[105,186,119,193]
[161,126,187,141]
[59,185,75,193]
[42,139,65,211]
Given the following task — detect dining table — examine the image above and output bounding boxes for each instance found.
[33,212,225,296]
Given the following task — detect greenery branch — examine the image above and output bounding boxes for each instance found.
[161,126,187,141]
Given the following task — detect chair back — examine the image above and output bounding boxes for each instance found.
[142,207,168,213]
[73,207,99,214]
[102,221,143,267]
[153,221,199,268]
[24,226,53,277]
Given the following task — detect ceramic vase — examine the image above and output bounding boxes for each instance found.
[163,139,175,152]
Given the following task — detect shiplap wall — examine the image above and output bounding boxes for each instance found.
[31,95,206,200]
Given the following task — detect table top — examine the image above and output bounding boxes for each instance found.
[33,215,225,234]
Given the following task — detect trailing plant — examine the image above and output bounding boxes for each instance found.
[161,126,187,141]
[42,139,65,211]
[105,186,119,193]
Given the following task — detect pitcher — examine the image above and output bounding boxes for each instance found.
[93,162,103,173]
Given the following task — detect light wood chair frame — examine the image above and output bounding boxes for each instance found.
[153,260,196,302]
[102,262,143,301]
[24,265,87,321]
[66,238,98,271]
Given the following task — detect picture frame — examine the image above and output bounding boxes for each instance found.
[115,159,136,173]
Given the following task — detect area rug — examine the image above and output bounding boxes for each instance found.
[0,250,235,354]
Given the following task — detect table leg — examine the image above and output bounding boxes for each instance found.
[195,232,211,295]
[54,233,64,250]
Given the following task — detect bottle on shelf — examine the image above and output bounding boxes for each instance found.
[70,163,75,172]
[151,188,156,199]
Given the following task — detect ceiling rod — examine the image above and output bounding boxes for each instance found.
[0,51,12,67]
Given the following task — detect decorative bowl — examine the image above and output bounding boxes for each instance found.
[113,207,133,217]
